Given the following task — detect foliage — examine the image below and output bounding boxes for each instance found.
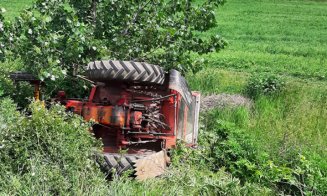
[199,119,258,180]
[1,1,98,79]
[0,8,8,60]
[0,61,38,108]
[244,72,285,98]
[0,99,109,195]
[0,0,227,81]
[106,164,271,196]
[195,112,327,195]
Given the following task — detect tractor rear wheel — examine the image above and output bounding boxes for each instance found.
[96,151,169,180]
[86,60,165,85]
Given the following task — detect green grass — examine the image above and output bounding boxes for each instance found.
[0,0,33,19]
[200,0,327,80]
[187,68,249,94]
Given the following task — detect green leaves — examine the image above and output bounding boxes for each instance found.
[245,72,286,99]
[0,0,227,80]
[0,99,108,194]
[1,2,98,79]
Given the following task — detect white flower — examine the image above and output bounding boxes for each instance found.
[92,46,97,51]
[1,8,6,13]
[51,75,56,81]
[28,29,33,35]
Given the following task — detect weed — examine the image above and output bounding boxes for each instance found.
[244,72,285,98]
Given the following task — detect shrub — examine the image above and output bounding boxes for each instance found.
[199,118,259,182]
[0,99,109,195]
[245,72,285,98]
[193,110,327,195]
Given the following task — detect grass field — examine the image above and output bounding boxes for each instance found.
[204,0,327,80]
[1,0,327,194]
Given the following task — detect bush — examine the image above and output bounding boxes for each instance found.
[245,72,285,98]
[0,99,109,195]
[192,110,327,195]
[199,118,260,182]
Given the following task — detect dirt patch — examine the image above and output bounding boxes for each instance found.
[200,93,252,112]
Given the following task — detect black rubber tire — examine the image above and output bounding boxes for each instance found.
[86,60,165,85]
[96,153,142,177]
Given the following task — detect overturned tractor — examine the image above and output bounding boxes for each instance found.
[11,60,201,180]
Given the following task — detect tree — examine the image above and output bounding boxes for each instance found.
[0,0,227,97]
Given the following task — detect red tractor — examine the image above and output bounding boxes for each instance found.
[11,60,201,180]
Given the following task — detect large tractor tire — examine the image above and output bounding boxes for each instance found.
[86,60,165,85]
[97,151,169,181]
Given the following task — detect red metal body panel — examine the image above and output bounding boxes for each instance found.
[64,81,200,154]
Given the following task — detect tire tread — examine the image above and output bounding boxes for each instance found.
[86,60,165,84]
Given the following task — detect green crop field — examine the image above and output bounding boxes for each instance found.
[204,0,327,80]
[1,0,327,195]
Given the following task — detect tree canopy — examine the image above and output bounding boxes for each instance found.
[0,0,226,80]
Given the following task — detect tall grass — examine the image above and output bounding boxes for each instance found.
[187,68,248,94]
[205,79,327,158]
[251,82,327,158]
